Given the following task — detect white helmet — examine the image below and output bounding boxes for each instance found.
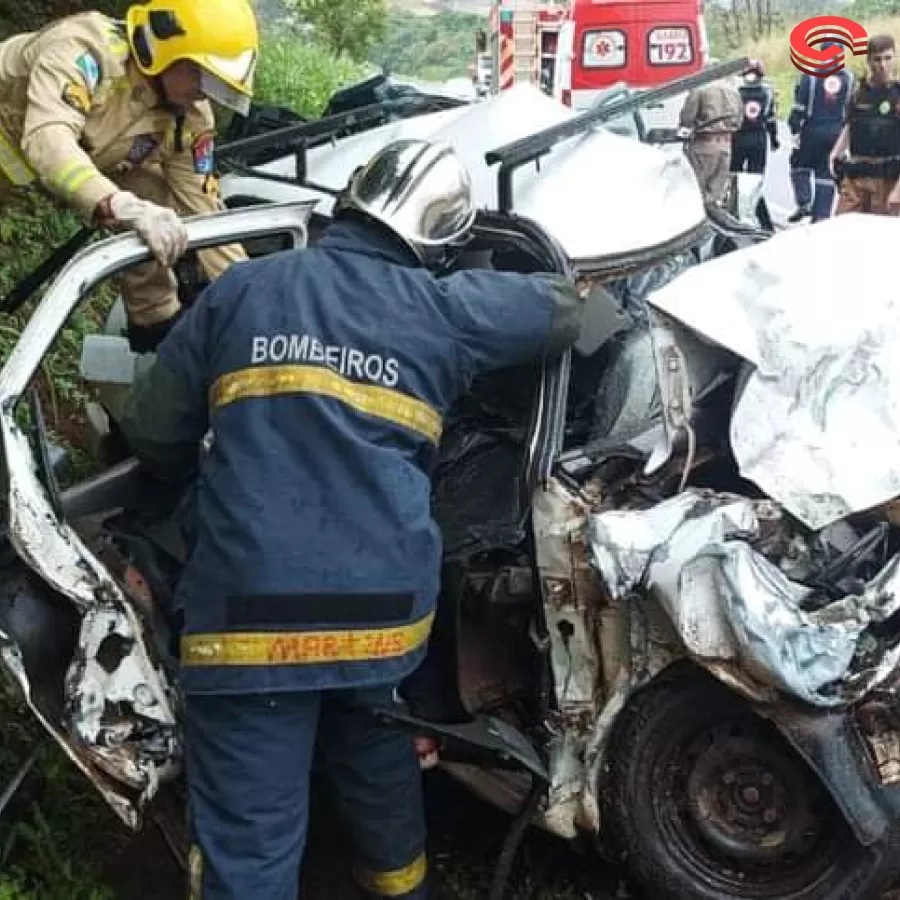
[334,139,477,266]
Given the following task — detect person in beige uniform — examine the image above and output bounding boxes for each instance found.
[679,71,744,206]
[0,0,258,352]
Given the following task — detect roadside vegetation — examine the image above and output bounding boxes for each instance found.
[370,11,485,82]
[255,32,368,116]
[736,15,900,116]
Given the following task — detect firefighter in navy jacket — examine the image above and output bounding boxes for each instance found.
[120,139,583,900]
[787,42,854,222]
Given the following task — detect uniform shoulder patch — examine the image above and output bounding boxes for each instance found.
[103,22,131,61]
[191,130,215,175]
[75,51,101,91]
[62,82,91,115]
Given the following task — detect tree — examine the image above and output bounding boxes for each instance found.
[282,0,387,62]
[0,0,129,37]
[708,0,846,49]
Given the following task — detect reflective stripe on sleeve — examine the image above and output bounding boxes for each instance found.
[0,126,35,186]
[181,612,435,667]
[210,364,443,444]
[50,160,96,196]
[354,853,428,897]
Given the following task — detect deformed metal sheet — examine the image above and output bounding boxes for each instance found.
[589,489,900,707]
[644,213,900,530]
[222,85,707,267]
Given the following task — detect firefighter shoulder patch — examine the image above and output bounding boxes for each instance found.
[192,130,215,175]
[62,82,91,115]
[75,51,101,91]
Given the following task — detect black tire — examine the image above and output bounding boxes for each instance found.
[600,666,900,900]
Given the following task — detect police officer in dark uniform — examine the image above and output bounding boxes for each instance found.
[787,41,854,222]
[119,139,583,900]
[830,34,900,215]
[731,59,779,174]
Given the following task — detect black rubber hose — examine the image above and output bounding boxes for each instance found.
[488,778,545,900]
[0,225,94,315]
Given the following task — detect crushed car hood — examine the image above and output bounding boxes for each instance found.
[645,213,900,531]
[221,84,707,267]
[583,214,900,711]
[590,489,900,708]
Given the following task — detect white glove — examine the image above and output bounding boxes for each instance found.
[677,126,692,139]
[108,191,189,268]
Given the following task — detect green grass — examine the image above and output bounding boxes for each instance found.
[0,694,119,900]
[255,31,371,117]
[0,192,120,898]
[0,190,114,454]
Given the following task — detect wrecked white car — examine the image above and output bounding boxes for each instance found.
[4,61,900,900]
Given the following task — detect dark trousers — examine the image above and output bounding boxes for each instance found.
[185,686,428,900]
[790,123,841,221]
[731,132,767,174]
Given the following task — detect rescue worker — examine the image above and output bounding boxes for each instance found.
[731,59,779,175]
[829,34,900,216]
[0,0,258,353]
[678,71,743,205]
[119,139,584,900]
[787,41,853,223]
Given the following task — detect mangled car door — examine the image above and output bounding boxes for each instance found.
[0,202,312,829]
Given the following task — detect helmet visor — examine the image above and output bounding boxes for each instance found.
[200,68,251,115]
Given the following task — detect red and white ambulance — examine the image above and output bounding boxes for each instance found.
[486,0,710,124]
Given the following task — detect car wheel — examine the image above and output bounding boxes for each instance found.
[600,666,900,900]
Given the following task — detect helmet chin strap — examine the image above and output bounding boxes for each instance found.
[152,75,169,104]
[153,74,189,113]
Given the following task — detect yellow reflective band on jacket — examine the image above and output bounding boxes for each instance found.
[181,612,435,667]
[50,159,96,197]
[354,853,428,897]
[0,126,35,186]
[210,364,444,444]
[188,845,203,900]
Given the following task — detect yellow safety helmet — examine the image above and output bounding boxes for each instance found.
[126,0,259,115]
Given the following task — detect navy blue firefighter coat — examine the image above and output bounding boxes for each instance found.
[121,218,582,696]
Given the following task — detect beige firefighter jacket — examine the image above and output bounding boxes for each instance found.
[0,11,245,324]
[679,81,744,136]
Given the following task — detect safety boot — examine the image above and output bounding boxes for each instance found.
[787,204,812,223]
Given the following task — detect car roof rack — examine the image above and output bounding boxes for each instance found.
[485,57,749,212]
[218,92,468,170]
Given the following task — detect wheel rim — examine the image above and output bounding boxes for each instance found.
[686,733,819,864]
[652,713,844,896]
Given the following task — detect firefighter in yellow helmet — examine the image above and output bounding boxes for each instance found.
[0,0,259,352]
